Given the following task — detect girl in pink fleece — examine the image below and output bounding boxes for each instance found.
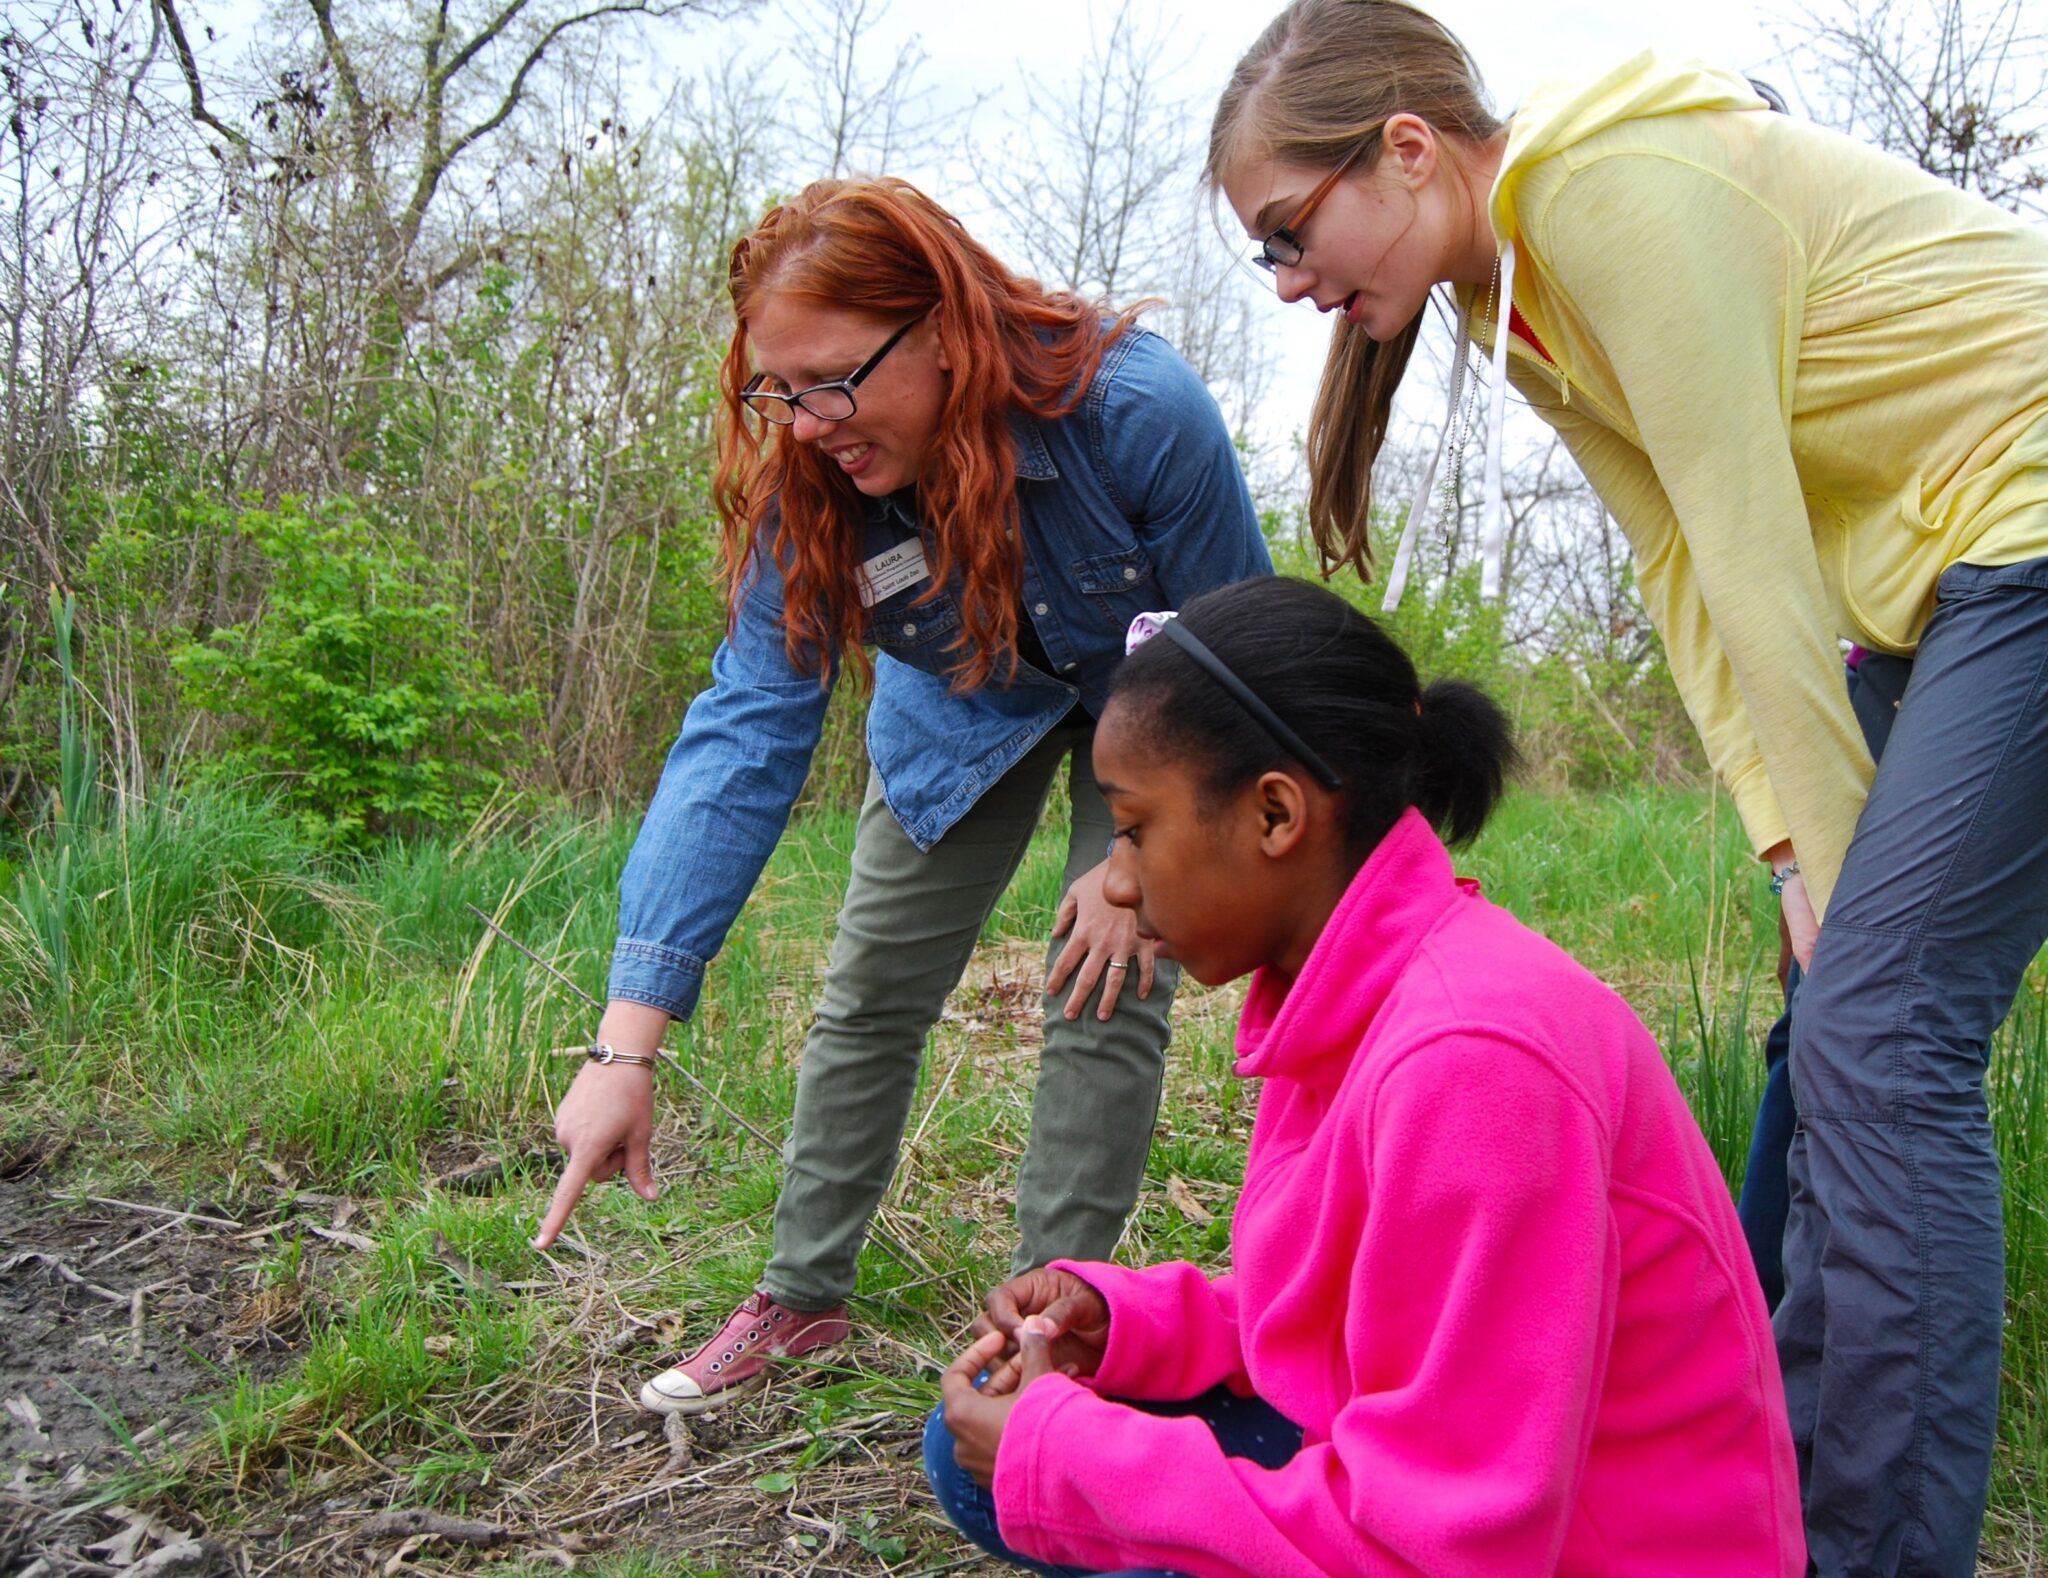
[924,576,1804,1578]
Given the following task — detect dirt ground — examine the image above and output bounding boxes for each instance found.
[0,1161,294,1576]
[0,1150,969,1578]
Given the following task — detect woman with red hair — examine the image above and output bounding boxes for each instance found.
[531,177,1270,1415]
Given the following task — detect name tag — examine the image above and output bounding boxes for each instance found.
[858,538,930,607]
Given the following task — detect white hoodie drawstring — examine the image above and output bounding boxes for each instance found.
[1476,239,1517,600]
[1381,239,1517,611]
[1380,292,1472,612]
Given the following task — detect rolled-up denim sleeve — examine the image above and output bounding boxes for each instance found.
[608,569,835,1021]
[1097,334,1274,596]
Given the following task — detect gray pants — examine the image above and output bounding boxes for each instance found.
[762,717,1178,1310]
[1779,551,2048,1576]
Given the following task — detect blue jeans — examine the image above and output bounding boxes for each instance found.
[923,1386,1303,1577]
[1739,961,1802,1311]
[1775,554,2048,1576]
[1737,651,1908,1312]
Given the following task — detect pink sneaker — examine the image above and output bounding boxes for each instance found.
[638,1291,850,1414]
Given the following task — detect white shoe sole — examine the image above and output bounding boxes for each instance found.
[638,1367,769,1415]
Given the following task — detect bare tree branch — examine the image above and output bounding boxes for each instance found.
[147,0,248,149]
[975,0,1192,299]
[1781,0,2047,213]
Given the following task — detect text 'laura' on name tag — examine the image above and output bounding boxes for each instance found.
[858,539,930,607]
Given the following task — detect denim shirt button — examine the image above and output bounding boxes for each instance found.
[1123,566,1138,581]
[902,622,917,637]
[1034,601,1049,616]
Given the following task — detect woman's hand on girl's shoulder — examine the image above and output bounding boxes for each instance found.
[1048,859,1158,1021]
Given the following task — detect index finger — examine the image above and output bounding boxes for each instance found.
[942,1330,1010,1394]
[532,1152,598,1249]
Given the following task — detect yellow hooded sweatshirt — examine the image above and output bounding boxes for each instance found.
[1477,54,2048,918]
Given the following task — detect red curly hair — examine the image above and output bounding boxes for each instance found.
[714,178,1140,690]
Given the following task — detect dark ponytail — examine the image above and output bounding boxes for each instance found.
[1109,577,1520,856]
[1413,679,1517,845]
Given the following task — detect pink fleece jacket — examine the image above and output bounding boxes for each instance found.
[993,810,1804,1577]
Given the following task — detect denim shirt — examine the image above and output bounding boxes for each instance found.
[609,327,1272,1020]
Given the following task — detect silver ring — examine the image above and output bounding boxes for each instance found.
[1104,961,1129,971]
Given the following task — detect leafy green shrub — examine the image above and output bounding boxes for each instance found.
[1269,529,1512,694]
[173,499,535,844]
[1265,515,1702,793]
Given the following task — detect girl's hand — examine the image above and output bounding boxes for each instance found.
[941,1321,1063,1487]
[1781,868,1819,972]
[967,1267,1110,1390]
[1046,859,1157,1021]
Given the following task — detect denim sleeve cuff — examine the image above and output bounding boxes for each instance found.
[607,939,708,1022]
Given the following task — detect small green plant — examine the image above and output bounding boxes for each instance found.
[173,498,534,845]
[852,1513,908,1562]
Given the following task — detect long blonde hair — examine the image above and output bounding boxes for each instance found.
[1206,0,1501,579]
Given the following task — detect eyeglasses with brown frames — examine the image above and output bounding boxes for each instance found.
[1251,132,1381,272]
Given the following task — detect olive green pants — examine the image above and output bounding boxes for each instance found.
[761,718,1178,1310]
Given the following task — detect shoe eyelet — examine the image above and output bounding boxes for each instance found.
[773,1311,787,1323]
[708,1361,722,1373]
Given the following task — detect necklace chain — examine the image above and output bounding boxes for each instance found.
[1429,256,1501,548]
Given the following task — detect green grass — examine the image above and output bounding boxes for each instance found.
[3,780,2044,1571]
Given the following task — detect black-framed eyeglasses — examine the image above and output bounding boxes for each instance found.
[1251,136,1375,273]
[740,308,931,426]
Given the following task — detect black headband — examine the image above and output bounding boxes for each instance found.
[1158,619,1344,790]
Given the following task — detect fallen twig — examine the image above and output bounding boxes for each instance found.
[2,1250,127,1304]
[68,1196,242,1231]
[128,1277,183,1358]
[353,1509,512,1548]
[662,1411,694,1475]
[82,1214,184,1272]
[428,1156,527,1192]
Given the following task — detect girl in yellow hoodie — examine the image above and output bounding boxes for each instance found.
[1207,3,2048,1575]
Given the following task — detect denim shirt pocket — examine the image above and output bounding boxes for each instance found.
[1071,545,1158,630]
[866,585,965,656]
